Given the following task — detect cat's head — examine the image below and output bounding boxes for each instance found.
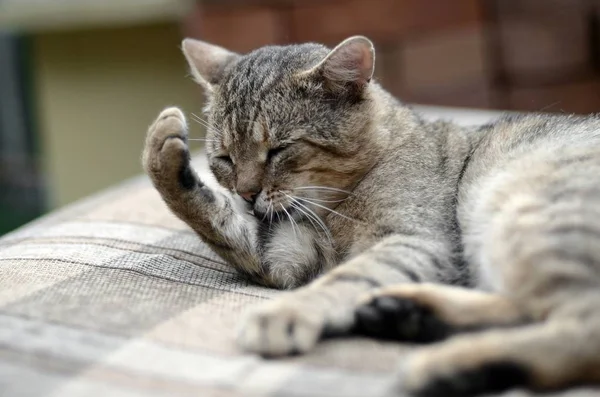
[181,36,383,222]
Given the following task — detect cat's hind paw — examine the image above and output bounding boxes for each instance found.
[398,340,530,397]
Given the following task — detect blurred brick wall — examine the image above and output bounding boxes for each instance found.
[185,0,600,114]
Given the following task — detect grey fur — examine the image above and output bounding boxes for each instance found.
[143,36,600,395]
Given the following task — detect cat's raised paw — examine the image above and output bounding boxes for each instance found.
[143,107,194,190]
[237,299,324,356]
[147,107,188,150]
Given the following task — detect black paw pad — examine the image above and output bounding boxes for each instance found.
[412,361,530,397]
[179,162,196,191]
[353,296,452,343]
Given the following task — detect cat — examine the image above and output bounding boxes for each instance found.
[142,35,600,396]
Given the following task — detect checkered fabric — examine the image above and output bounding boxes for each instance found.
[0,108,598,396]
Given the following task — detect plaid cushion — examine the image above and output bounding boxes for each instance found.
[0,108,597,396]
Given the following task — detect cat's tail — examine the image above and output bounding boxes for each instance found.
[400,314,600,396]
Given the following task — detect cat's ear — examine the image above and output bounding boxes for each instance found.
[304,36,375,93]
[181,38,239,92]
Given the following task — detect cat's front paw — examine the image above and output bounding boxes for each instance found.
[354,287,453,343]
[143,107,195,190]
[237,298,325,356]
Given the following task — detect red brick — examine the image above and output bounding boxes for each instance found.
[585,0,600,61]
[508,79,600,114]
[372,42,404,96]
[290,0,482,44]
[494,0,586,17]
[401,26,489,97]
[372,38,495,110]
[494,0,591,84]
[182,2,203,38]
[189,5,286,52]
[402,0,482,34]
[399,84,497,110]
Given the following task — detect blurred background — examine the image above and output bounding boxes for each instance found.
[0,0,599,235]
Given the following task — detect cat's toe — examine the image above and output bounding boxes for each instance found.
[354,295,451,343]
[157,107,186,124]
[156,108,188,143]
[237,301,323,356]
[146,107,188,149]
[143,107,190,177]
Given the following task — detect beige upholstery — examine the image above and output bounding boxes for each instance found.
[0,107,596,396]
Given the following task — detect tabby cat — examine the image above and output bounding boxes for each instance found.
[142,36,600,396]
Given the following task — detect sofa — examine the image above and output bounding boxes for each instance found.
[0,106,597,397]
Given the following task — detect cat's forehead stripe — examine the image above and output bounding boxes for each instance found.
[252,119,263,142]
[249,115,270,144]
[222,117,233,149]
[215,44,330,154]
[261,117,270,143]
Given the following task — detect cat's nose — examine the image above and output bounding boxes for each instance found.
[239,190,260,204]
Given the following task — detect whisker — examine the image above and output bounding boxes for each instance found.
[190,113,211,127]
[295,197,361,223]
[300,197,347,204]
[290,202,332,247]
[280,203,298,241]
[293,186,354,196]
[289,212,301,242]
[190,113,225,136]
[290,201,316,229]
[538,101,562,113]
[291,201,331,242]
[190,112,209,124]
[283,192,332,242]
[188,138,217,142]
[261,201,271,223]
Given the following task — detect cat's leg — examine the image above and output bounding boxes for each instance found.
[142,107,263,281]
[399,313,600,396]
[143,107,333,288]
[398,147,600,396]
[354,283,527,343]
[237,233,458,356]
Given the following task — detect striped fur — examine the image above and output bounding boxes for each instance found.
[143,36,600,395]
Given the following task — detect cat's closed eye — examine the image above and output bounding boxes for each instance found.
[267,146,289,162]
[216,155,233,164]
